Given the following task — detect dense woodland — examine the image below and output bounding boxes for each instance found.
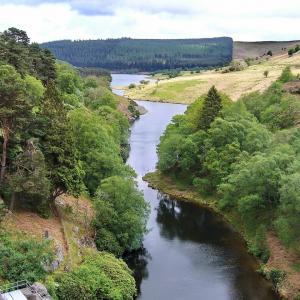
[0,28,149,299]
[157,69,300,262]
[41,37,233,72]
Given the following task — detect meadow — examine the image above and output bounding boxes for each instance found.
[125,52,300,103]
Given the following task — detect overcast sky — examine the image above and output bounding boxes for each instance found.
[0,0,299,43]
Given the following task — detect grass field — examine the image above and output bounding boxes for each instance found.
[125,52,300,104]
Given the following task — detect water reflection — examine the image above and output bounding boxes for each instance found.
[124,247,151,295]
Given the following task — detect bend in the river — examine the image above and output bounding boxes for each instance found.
[112,74,278,300]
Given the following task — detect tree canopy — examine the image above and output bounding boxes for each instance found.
[41,37,233,72]
[157,71,300,257]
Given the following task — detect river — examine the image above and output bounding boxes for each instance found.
[112,74,278,300]
[111,74,153,95]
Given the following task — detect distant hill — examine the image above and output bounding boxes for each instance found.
[233,40,300,59]
[41,37,233,72]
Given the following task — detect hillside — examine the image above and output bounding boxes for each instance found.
[125,51,300,103]
[41,37,233,72]
[0,28,148,300]
[234,40,300,59]
[150,70,300,298]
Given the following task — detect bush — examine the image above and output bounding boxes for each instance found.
[263,70,269,78]
[227,59,247,72]
[128,83,136,89]
[0,231,54,282]
[279,66,296,83]
[55,251,136,300]
[248,226,270,263]
[266,268,286,289]
[93,176,150,256]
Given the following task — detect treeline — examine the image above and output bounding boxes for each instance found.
[41,37,233,72]
[0,28,149,299]
[157,68,300,262]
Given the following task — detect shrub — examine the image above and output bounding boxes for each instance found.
[128,83,136,89]
[278,66,296,83]
[55,251,136,300]
[93,176,150,256]
[229,59,247,71]
[263,70,269,78]
[0,231,54,282]
[288,48,295,56]
[266,268,286,289]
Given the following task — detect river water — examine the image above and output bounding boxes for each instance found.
[112,74,278,300]
[111,74,153,95]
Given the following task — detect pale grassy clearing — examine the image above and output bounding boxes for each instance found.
[124,52,300,104]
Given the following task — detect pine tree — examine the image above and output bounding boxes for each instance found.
[8,139,50,212]
[39,82,84,201]
[0,64,31,184]
[199,86,222,130]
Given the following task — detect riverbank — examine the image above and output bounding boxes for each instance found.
[144,171,300,299]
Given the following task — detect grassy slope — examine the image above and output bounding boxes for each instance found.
[144,171,300,299]
[4,194,95,270]
[234,41,300,59]
[125,52,300,104]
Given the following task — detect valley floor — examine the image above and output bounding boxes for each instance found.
[125,52,300,104]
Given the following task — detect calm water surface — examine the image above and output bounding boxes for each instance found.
[125,101,278,300]
[111,74,153,95]
[111,75,277,300]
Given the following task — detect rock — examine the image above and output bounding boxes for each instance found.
[31,282,52,300]
[44,243,64,272]
[22,282,52,300]
[78,236,96,249]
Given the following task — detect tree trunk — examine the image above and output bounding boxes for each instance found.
[9,192,15,211]
[0,126,9,183]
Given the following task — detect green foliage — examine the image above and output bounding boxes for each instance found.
[0,27,56,83]
[199,86,223,130]
[263,70,269,78]
[247,225,270,263]
[242,78,300,131]
[0,28,149,293]
[275,168,300,250]
[278,66,296,83]
[128,83,136,89]
[0,64,32,183]
[24,75,45,106]
[288,45,300,57]
[84,86,117,110]
[265,268,286,290]
[0,231,54,282]
[94,176,150,256]
[39,82,84,200]
[0,198,6,224]
[157,71,300,256]
[42,37,233,72]
[219,145,295,222]
[69,108,128,195]
[158,92,270,193]
[8,140,50,214]
[55,251,136,300]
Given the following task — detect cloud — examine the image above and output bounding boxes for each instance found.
[0,1,299,42]
[2,0,300,18]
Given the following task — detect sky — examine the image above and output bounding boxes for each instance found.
[0,0,300,43]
